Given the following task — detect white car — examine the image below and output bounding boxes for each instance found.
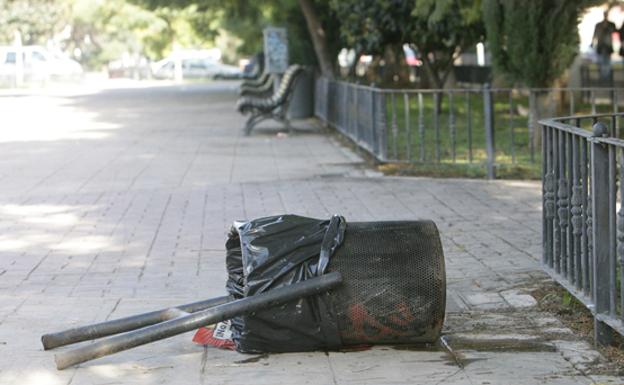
[0,46,83,83]
[151,57,241,80]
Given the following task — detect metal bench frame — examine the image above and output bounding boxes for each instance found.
[238,66,304,136]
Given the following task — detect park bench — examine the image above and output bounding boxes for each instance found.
[242,52,264,80]
[218,53,265,80]
[239,73,275,97]
[236,64,304,135]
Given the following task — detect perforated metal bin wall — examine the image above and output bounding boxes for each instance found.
[327,220,446,345]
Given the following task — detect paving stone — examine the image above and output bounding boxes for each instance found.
[461,292,506,307]
[500,289,538,308]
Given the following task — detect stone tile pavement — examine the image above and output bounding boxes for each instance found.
[0,82,621,384]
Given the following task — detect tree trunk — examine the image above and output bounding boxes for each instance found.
[529,91,551,154]
[420,54,443,89]
[298,0,334,78]
[420,54,445,112]
[347,50,361,81]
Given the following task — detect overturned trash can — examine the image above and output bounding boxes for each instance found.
[223,214,446,353]
[42,214,445,369]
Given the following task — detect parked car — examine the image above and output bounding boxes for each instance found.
[151,56,242,80]
[107,55,151,80]
[0,46,83,84]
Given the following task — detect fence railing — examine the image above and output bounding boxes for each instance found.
[540,112,624,344]
[315,76,624,178]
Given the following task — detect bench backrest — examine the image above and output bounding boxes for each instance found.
[271,65,304,106]
[242,71,271,88]
[241,74,275,96]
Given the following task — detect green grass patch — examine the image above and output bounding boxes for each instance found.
[381,90,621,179]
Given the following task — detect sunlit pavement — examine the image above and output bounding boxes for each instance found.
[0,81,621,385]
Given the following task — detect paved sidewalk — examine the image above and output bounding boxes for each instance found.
[0,82,621,385]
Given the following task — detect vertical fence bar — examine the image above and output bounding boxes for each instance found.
[449,92,456,163]
[567,132,574,282]
[326,80,333,125]
[418,93,425,162]
[569,90,575,116]
[391,92,398,160]
[434,92,441,163]
[467,91,473,163]
[330,81,336,129]
[330,82,341,133]
[483,85,496,179]
[581,134,590,296]
[608,144,617,317]
[342,82,348,133]
[587,130,594,298]
[404,93,411,161]
[529,90,537,163]
[333,81,337,123]
[376,91,388,161]
[591,121,614,346]
[615,90,620,138]
[544,125,555,267]
[354,85,360,141]
[558,130,568,276]
[571,134,582,289]
[370,89,377,156]
[591,90,597,115]
[509,90,516,164]
[619,148,624,322]
[345,84,351,135]
[325,78,330,121]
[553,129,561,274]
[351,85,356,136]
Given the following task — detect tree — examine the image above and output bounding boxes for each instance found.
[482,0,600,149]
[330,0,418,84]
[410,0,484,88]
[330,0,413,55]
[299,0,334,77]
[482,0,589,88]
[66,0,214,69]
[0,0,70,45]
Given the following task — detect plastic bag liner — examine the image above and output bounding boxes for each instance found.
[225,214,346,353]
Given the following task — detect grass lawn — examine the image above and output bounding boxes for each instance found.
[381,89,622,179]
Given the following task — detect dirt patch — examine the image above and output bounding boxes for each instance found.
[378,162,541,180]
[532,281,624,372]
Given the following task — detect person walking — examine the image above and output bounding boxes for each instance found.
[592,11,616,84]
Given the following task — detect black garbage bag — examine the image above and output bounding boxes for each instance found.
[226,214,346,353]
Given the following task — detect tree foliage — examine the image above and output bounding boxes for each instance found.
[482,0,589,87]
[330,0,484,87]
[330,0,414,56]
[134,0,338,66]
[0,0,217,69]
[0,0,70,45]
[410,0,484,88]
